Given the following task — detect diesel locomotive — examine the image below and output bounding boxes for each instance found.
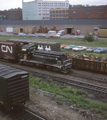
[0,41,72,74]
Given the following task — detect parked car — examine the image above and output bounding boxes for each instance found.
[72,46,87,51]
[37,33,46,37]
[56,33,61,38]
[93,48,107,53]
[86,47,97,52]
[64,45,77,50]
[18,33,27,36]
[60,44,68,49]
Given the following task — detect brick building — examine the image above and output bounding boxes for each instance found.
[0,8,22,20]
[69,5,107,19]
[0,11,7,20]
[50,8,69,20]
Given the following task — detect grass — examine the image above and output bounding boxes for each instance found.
[0,35,107,58]
[29,74,107,119]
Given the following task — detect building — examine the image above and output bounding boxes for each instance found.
[50,8,69,20]
[69,5,107,19]
[0,11,7,20]
[0,8,22,20]
[0,19,107,35]
[22,0,69,20]
[6,8,22,20]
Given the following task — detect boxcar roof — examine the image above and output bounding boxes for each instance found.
[8,39,60,45]
[33,50,66,56]
[0,64,28,79]
[0,41,15,45]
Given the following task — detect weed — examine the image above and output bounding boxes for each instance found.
[29,74,107,119]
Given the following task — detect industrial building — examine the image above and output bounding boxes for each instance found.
[69,5,107,19]
[22,0,69,20]
[0,19,107,35]
[0,8,22,20]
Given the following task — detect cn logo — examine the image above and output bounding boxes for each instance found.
[1,45,13,53]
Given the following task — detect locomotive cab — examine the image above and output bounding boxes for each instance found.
[20,44,36,60]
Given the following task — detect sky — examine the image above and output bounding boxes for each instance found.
[0,0,107,10]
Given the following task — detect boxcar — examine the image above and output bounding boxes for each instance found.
[0,41,23,60]
[0,63,29,110]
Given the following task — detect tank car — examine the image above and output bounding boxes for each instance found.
[19,44,72,73]
[0,63,29,111]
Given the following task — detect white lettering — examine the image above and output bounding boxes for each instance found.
[21,75,28,78]
[1,45,13,53]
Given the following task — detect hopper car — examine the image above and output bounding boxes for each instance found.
[72,55,107,74]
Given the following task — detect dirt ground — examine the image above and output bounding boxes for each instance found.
[25,86,105,120]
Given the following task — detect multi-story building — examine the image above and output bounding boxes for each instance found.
[0,8,22,20]
[0,11,7,20]
[6,8,22,20]
[50,8,69,20]
[22,0,69,20]
[69,5,107,19]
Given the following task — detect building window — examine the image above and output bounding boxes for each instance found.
[98,15,100,18]
[76,15,77,18]
[101,15,103,18]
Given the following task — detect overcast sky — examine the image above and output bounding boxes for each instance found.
[0,0,106,10]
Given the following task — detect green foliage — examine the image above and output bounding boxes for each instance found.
[95,108,102,113]
[29,75,107,119]
[83,33,95,42]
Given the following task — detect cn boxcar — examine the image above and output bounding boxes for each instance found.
[0,41,23,61]
[0,63,29,111]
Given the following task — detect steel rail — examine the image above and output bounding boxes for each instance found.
[31,71,107,94]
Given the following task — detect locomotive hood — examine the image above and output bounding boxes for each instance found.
[22,44,34,51]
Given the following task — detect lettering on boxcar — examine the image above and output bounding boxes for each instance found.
[1,45,13,53]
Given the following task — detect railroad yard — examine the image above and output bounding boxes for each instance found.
[0,35,107,120]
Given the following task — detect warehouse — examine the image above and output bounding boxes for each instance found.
[0,19,107,34]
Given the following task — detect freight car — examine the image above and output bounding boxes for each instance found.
[7,39,61,52]
[72,55,107,74]
[0,63,29,111]
[19,44,72,73]
[0,41,24,61]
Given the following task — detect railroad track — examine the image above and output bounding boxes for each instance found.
[10,108,46,120]
[70,72,107,84]
[30,71,107,94]
[0,60,107,94]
